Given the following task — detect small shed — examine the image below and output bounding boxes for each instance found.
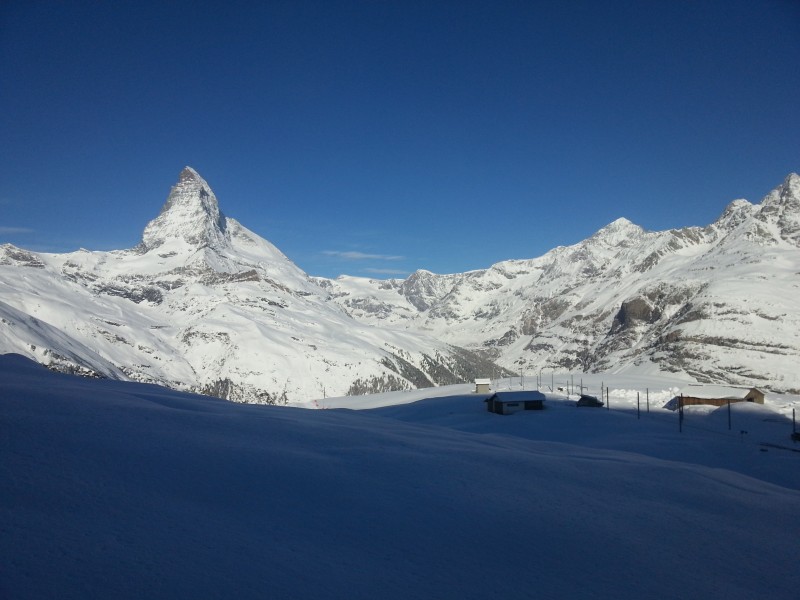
[675,385,765,408]
[485,390,546,415]
[474,378,491,394]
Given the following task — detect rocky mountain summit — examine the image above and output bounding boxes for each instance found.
[141,167,228,250]
[325,173,800,393]
[0,167,501,403]
[1,169,798,401]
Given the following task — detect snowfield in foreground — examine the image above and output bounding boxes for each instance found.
[2,354,798,599]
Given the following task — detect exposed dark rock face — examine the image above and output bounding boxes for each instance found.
[347,373,412,396]
[198,378,290,405]
[94,283,164,304]
[0,245,45,268]
[611,297,662,332]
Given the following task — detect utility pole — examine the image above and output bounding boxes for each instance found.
[728,399,732,431]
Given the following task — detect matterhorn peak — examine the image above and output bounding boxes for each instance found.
[178,165,202,183]
[140,166,229,251]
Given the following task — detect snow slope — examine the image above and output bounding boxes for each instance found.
[2,355,798,599]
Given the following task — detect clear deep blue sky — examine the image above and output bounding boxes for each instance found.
[1,1,798,278]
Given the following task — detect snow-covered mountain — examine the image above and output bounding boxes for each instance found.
[0,167,500,402]
[324,174,800,393]
[2,168,798,400]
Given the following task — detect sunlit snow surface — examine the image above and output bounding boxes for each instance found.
[2,355,798,599]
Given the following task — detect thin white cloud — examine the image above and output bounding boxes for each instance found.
[362,268,409,275]
[323,250,405,261]
[0,226,34,234]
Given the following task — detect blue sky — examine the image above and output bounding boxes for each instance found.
[1,1,798,279]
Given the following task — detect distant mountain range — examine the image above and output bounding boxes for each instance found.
[2,168,798,401]
[326,173,800,394]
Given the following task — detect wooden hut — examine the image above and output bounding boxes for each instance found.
[675,385,765,408]
[485,391,546,415]
[474,378,491,394]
